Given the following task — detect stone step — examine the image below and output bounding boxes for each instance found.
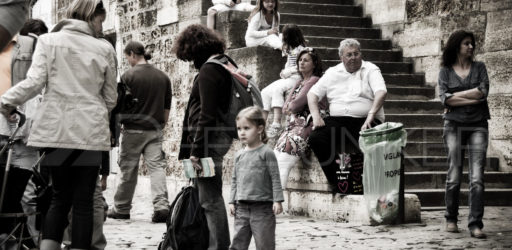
[305,36,391,50]
[299,26,381,40]
[403,142,445,156]
[407,189,512,206]
[387,86,436,100]
[280,2,363,16]
[405,172,512,189]
[384,100,443,114]
[323,60,413,73]
[316,48,400,61]
[405,128,443,142]
[281,14,371,28]
[383,73,425,86]
[403,156,500,172]
[282,0,355,5]
[386,114,443,127]
[285,190,421,224]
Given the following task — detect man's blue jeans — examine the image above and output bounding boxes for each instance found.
[443,120,488,230]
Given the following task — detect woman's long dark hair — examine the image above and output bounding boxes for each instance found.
[441,30,476,67]
[282,24,306,52]
[297,49,323,77]
[248,0,279,24]
[124,41,152,61]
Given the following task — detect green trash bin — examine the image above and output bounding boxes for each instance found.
[359,122,407,224]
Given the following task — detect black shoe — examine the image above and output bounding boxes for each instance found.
[470,228,487,239]
[152,209,169,223]
[107,208,130,220]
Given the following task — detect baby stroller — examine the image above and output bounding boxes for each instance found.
[0,110,48,250]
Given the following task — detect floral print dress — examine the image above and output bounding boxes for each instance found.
[275,76,327,157]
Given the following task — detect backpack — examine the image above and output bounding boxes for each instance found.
[109,81,138,146]
[158,185,209,250]
[204,55,263,139]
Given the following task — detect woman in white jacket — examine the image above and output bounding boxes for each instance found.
[0,0,117,249]
[245,0,282,49]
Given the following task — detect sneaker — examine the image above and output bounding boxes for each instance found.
[267,123,282,138]
[445,222,459,233]
[152,209,169,223]
[470,228,487,239]
[107,208,130,220]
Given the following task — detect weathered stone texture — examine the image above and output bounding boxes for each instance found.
[216,11,251,49]
[477,50,512,95]
[411,56,441,88]
[490,140,512,172]
[484,10,512,52]
[365,0,406,25]
[480,0,512,12]
[405,0,480,21]
[392,17,441,57]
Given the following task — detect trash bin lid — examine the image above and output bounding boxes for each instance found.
[359,122,405,143]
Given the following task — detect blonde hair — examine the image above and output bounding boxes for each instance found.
[66,0,106,23]
[236,106,269,144]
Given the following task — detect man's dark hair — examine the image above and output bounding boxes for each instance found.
[19,19,48,36]
[441,30,476,67]
[172,24,225,69]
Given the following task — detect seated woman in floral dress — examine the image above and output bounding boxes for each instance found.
[274,48,327,188]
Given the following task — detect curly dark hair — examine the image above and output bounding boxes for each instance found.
[296,48,323,77]
[441,30,475,67]
[172,24,225,68]
[282,24,306,52]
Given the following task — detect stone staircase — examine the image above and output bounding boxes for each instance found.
[214,0,512,215]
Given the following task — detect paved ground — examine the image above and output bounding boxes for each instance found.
[103,177,512,249]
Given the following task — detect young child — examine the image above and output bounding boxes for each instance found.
[229,106,284,250]
[260,24,307,137]
[207,0,255,30]
[245,0,282,49]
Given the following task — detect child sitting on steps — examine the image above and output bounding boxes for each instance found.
[260,24,307,138]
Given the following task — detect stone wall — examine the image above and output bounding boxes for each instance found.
[357,0,512,171]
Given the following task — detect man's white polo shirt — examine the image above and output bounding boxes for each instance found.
[309,60,387,122]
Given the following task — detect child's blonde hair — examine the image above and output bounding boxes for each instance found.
[236,106,269,144]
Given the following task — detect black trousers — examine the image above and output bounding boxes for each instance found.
[41,149,100,249]
[308,116,379,187]
[0,167,32,234]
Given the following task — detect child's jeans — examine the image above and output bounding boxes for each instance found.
[230,201,275,250]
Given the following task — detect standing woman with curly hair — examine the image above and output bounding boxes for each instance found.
[173,24,234,250]
[439,30,490,239]
[0,0,117,249]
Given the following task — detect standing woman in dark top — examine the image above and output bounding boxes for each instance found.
[439,30,490,239]
[173,24,233,250]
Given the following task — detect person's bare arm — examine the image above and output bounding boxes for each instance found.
[307,91,324,129]
[452,87,483,100]
[361,90,387,131]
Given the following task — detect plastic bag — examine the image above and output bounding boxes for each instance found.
[359,122,407,224]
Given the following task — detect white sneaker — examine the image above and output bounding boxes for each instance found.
[267,123,282,138]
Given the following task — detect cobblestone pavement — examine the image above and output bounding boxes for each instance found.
[103,177,512,250]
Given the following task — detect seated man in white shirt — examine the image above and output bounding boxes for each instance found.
[307,38,387,191]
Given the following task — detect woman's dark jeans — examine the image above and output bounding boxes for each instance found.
[443,120,488,230]
[42,150,100,249]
